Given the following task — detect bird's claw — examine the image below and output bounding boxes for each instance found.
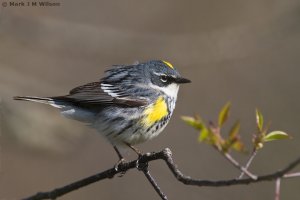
[136,154,148,171]
[114,158,127,177]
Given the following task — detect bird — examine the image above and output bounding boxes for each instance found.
[14,60,191,165]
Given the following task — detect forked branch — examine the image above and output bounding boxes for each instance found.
[23,148,300,200]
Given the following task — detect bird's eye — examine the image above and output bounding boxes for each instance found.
[160,74,168,83]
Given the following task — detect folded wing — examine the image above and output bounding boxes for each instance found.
[52,82,148,107]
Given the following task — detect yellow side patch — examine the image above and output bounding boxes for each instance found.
[142,96,168,127]
[163,60,174,69]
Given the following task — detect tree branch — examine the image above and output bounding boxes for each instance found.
[275,178,281,200]
[238,149,258,179]
[223,152,257,180]
[283,172,300,178]
[138,161,168,200]
[23,148,300,200]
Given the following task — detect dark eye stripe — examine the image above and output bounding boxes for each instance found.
[160,74,176,84]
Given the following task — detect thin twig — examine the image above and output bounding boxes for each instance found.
[275,178,281,200]
[238,149,258,179]
[23,148,300,200]
[223,152,257,180]
[138,161,168,200]
[283,172,300,178]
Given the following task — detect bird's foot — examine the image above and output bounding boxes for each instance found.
[136,153,149,171]
[114,158,127,177]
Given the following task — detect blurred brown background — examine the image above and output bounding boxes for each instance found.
[1,0,300,199]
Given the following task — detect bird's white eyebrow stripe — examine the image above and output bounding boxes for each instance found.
[153,72,165,76]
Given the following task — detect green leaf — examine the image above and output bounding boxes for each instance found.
[198,127,209,142]
[255,108,264,132]
[229,121,240,140]
[181,116,203,130]
[263,131,290,142]
[218,102,231,127]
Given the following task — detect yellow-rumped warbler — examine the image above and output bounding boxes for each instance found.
[14,60,190,162]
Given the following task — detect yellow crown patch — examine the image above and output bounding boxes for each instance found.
[163,60,174,69]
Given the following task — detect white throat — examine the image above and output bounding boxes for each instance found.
[150,83,179,100]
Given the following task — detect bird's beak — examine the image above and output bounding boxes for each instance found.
[175,77,191,84]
